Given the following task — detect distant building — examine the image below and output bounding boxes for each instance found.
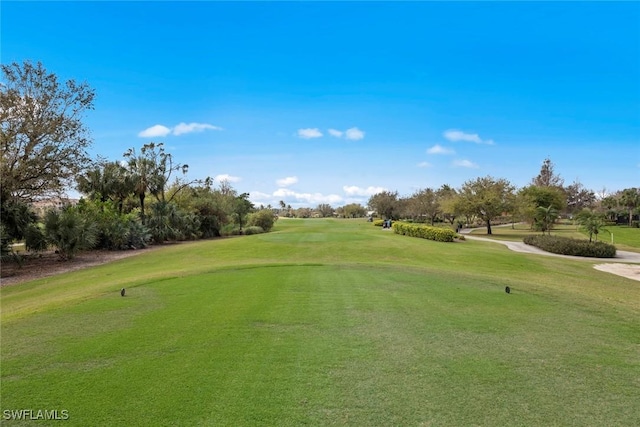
[31,197,79,217]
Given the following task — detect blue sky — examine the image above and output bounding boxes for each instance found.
[3,1,639,207]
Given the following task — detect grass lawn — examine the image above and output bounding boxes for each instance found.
[468,222,640,253]
[2,218,639,426]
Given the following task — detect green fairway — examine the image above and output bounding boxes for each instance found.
[2,218,639,426]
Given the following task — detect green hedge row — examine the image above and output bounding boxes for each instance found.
[523,235,616,258]
[392,222,456,242]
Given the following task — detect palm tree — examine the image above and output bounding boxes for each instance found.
[535,205,559,235]
[619,188,640,226]
[575,210,608,242]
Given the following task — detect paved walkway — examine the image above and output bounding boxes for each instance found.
[460,226,640,264]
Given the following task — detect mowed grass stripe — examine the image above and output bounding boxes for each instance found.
[1,219,639,425]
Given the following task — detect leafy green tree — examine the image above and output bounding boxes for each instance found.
[316,203,334,218]
[458,176,515,235]
[1,61,95,202]
[341,203,367,218]
[406,188,439,224]
[43,206,98,260]
[517,185,566,228]
[367,191,399,220]
[437,185,460,226]
[575,209,608,242]
[619,187,640,226]
[233,193,254,232]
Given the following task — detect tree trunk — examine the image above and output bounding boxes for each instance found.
[630,209,634,226]
[139,193,146,224]
[486,219,492,235]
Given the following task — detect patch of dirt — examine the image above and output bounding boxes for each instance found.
[593,264,640,282]
[0,249,151,287]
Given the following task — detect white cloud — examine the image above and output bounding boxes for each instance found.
[444,129,494,145]
[453,159,479,169]
[173,122,222,135]
[345,127,365,141]
[417,161,432,168]
[427,144,455,155]
[343,185,386,196]
[138,124,171,138]
[139,122,222,138]
[298,128,323,139]
[249,191,272,200]
[214,174,241,183]
[328,129,344,138]
[272,188,342,204]
[276,176,298,187]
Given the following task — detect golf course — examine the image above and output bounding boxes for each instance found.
[1,218,639,426]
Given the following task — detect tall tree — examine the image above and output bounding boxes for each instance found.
[367,191,399,220]
[564,180,596,215]
[316,203,334,218]
[1,61,95,202]
[406,188,439,224]
[233,193,254,232]
[342,203,366,218]
[437,185,459,226]
[77,160,132,212]
[531,157,564,188]
[619,187,640,226]
[458,176,515,235]
[517,185,566,229]
[123,142,192,222]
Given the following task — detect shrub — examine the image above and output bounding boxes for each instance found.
[43,207,98,260]
[523,235,616,258]
[243,226,265,235]
[373,219,385,227]
[248,210,276,232]
[220,224,242,236]
[392,222,456,242]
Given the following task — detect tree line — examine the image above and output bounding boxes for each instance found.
[2,61,638,260]
[366,159,639,236]
[1,61,276,260]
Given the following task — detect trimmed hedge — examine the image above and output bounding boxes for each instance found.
[392,222,456,242]
[373,219,385,227]
[523,235,616,258]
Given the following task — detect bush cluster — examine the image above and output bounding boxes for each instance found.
[392,222,456,242]
[243,226,265,235]
[373,219,385,227]
[523,235,616,258]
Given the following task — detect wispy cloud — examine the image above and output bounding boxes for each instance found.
[328,129,343,138]
[417,161,432,168]
[138,125,171,138]
[139,122,222,138]
[444,129,494,145]
[214,174,241,183]
[276,176,298,187]
[298,128,323,139]
[343,185,386,196]
[173,122,222,135]
[345,127,365,141]
[453,159,479,169]
[427,144,455,155]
